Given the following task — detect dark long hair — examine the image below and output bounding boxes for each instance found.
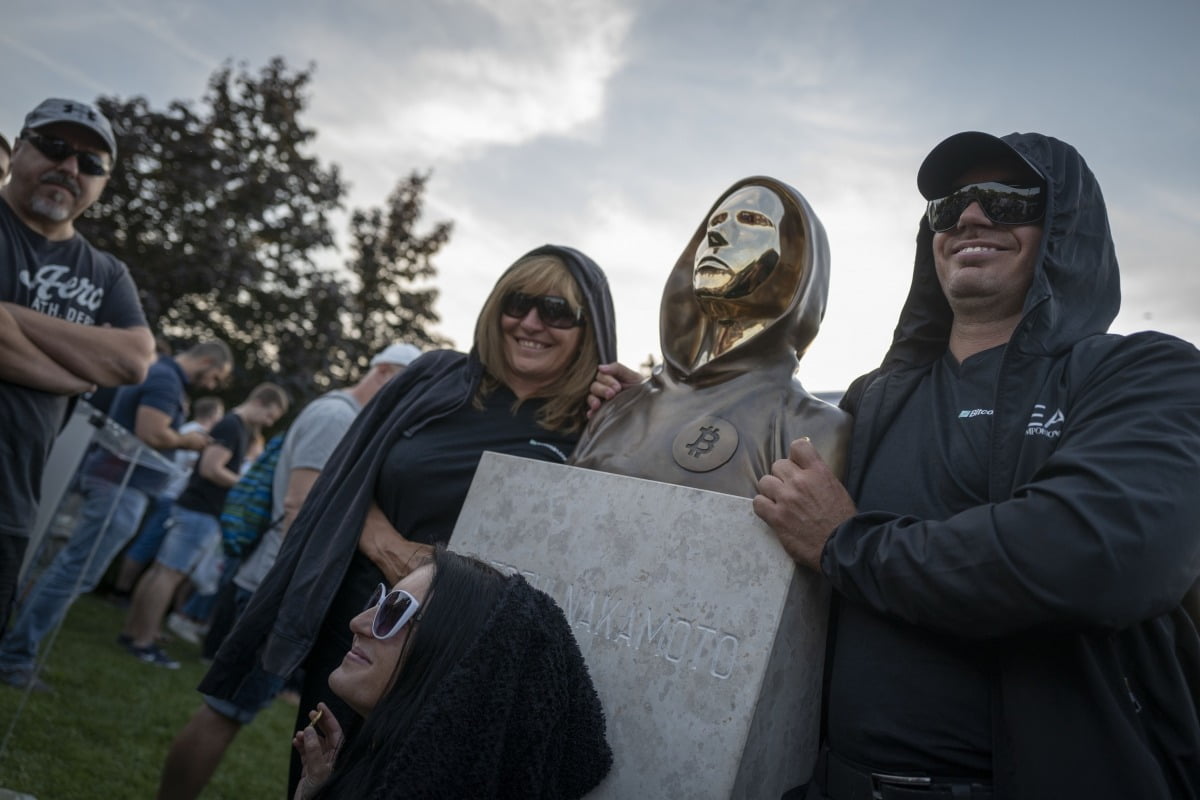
[313,547,508,798]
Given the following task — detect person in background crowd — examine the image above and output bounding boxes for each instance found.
[86,334,174,417]
[114,395,226,601]
[119,383,287,668]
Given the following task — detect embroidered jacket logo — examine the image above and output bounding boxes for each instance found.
[1026,404,1065,438]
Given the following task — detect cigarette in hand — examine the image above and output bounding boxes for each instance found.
[306,708,323,729]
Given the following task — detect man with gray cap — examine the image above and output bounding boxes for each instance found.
[153,343,420,800]
[0,98,154,635]
[754,133,1200,798]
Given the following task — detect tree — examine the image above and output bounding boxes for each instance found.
[339,172,452,376]
[77,58,450,411]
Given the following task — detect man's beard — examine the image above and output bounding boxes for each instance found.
[29,172,80,222]
[30,195,72,222]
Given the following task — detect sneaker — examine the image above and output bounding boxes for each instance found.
[0,666,52,693]
[166,613,202,645]
[132,644,180,670]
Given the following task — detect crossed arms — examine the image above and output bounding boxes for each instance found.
[0,301,154,394]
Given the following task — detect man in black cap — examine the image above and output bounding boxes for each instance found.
[0,98,154,638]
[754,133,1200,798]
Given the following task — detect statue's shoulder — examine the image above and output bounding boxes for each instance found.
[773,389,853,475]
[781,385,851,420]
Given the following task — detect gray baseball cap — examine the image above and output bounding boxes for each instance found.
[23,98,118,159]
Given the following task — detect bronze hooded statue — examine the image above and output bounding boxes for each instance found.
[570,176,851,497]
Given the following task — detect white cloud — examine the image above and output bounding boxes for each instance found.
[571,188,692,366]
[1109,189,1200,346]
[423,194,563,350]
[311,0,632,163]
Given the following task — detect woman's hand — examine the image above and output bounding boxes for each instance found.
[586,362,643,419]
[358,502,434,585]
[292,703,344,800]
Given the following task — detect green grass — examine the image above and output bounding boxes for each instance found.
[0,594,294,800]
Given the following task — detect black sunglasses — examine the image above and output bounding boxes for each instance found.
[363,583,422,640]
[501,291,585,329]
[21,130,111,177]
[927,181,1044,233]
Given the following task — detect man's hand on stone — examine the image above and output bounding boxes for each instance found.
[753,437,857,570]
[586,362,643,418]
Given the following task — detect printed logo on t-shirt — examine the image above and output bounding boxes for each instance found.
[1026,404,1065,438]
[18,264,105,324]
[957,408,993,419]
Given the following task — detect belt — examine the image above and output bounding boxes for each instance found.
[816,749,993,800]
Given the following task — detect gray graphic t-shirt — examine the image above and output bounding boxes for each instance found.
[0,198,147,539]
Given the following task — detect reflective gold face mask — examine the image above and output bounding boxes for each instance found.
[693,186,784,301]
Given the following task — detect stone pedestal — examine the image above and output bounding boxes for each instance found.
[452,453,829,799]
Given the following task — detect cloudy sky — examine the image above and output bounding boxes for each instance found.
[4,0,1197,391]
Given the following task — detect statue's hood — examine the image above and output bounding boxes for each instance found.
[659,175,831,386]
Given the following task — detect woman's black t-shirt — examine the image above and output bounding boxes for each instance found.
[374,385,578,545]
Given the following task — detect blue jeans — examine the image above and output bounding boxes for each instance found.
[0,476,149,671]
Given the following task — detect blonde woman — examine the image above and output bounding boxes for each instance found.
[198,245,617,796]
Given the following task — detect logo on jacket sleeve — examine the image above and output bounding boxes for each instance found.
[1026,404,1065,438]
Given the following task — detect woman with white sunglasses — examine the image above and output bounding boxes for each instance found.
[291,547,611,800]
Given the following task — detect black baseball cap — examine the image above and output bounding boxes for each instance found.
[917,131,1041,200]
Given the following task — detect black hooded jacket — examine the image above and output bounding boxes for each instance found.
[200,245,617,691]
[829,134,1200,798]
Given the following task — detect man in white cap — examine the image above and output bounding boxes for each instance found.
[368,342,421,373]
[0,98,155,636]
[154,342,421,800]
